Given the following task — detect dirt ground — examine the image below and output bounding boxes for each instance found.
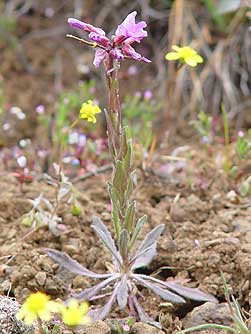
[1,2,251,333]
[0,145,251,333]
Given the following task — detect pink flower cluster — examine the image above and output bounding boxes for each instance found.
[68,11,151,67]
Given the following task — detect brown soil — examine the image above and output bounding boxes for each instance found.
[0,148,251,333]
[1,2,251,333]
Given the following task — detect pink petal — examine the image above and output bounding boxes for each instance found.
[89,32,110,47]
[110,48,124,61]
[115,11,147,43]
[93,49,107,67]
[68,18,106,36]
[122,44,151,63]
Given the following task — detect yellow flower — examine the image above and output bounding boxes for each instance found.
[60,299,90,327]
[79,100,101,123]
[16,292,59,325]
[165,45,203,67]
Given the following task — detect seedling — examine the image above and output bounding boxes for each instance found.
[236,131,251,160]
[21,166,80,235]
[177,272,250,334]
[191,111,212,144]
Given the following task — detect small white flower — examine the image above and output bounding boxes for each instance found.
[3,123,11,130]
[17,156,27,168]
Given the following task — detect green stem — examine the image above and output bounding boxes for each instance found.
[221,104,230,174]
[176,323,238,334]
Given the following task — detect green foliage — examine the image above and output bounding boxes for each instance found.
[0,85,4,120]
[240,180,250,197]
[55,81,95,145]
[236,131,251,160]
[0,16,16,32]
[177,272,250,334]
[201,0,249,32]
[43,324,60,334]
[191,111,212,141]
[201,0,228,31]
[221,104,231,174]
[116,318,134,334]
[123,94,160,152]
[230,165,238,179]
[236,136,250,159]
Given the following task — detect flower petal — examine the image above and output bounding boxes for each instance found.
[193,54,203,63]
[24,313,37,325]
[185,58,197,67]
[172,45,181,52]
[93,49,106,67]
[115,11,147,43]
[89,32,110,47]
[165,52,180,60]
[68,18,106,36]
[122,44,151,63]
[110,48,124,61]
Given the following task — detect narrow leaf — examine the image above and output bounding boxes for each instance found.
[177,324,237,334]
[125,171,136,202]
[134,275,185,303]
[129,215,147,250]
[132,296,162,329]
[116,274,128,309]
[47,249,111,278]
[91,216,122,267]
[165,282,218,303]
[124,137,132,174]
[131,244,157,269]
[119,229,129,260]
[88,283,119,321]
[73,275,119,300]
[104,108,118,155]
[113,160,126,193]
[134,224,165,258]
[137,274,217,303]
[124,201,136,233]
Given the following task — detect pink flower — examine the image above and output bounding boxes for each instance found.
[115,11,147,43]
[67,12,151,67]
[144,89,153,100]
[68,18,105,36]
[122,323,130,332]
[122,44,151,63]
[93,49,107,67]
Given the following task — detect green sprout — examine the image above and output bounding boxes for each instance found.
[236,131,250,160]
[191,111,212,144]
[221,104,231,174]
[177,272,250,334]
[123,93,161,157]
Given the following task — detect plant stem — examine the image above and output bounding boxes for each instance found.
[221,104,230,174]
[36,318,45,334]
[104,56,135,246]
[176,323,237,334]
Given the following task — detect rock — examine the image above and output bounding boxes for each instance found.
[183,302,233,329]
[132,322,165,334]
[0,295,35,334]
[0,280,11,293]
[35,271,47,286]
[170,204,186,222]
[75,320,111,334]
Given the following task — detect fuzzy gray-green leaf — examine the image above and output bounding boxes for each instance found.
[124,200,136,232]
[119,229,129,260]
[134,224,165,258]
[116,274,128,309]
[91,216,122,267]
[129,215,147,250]
[47,249,111,278]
